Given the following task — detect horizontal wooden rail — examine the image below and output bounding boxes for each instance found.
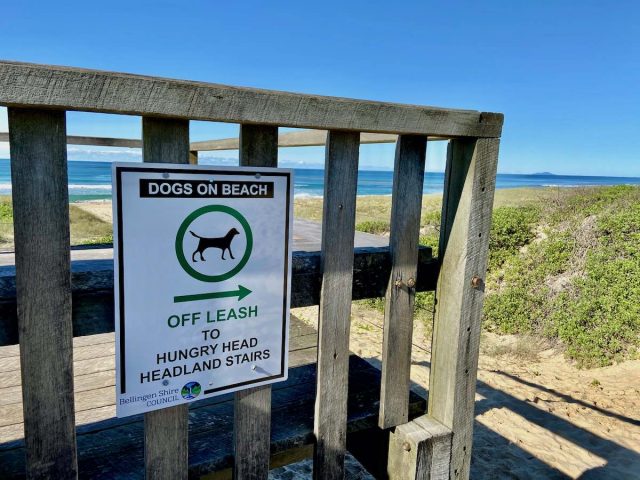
[0,60,503,138]
[190,130,450,151]
[0,246,437,346]
[1,130,450,151]
[0,132,141,148]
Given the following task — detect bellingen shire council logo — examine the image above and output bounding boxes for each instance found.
[181,381,202,400]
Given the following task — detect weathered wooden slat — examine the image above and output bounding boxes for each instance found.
[0,247,437,346]
[1,129,450,152]
[141,117,190,480]
[428,138,500,480]
[313,130,360,479]
[0,132,142,148]
[0,355,427,480]
[0,61,503,138]
[190,130,424,152]
[379,135,427,429]
[387,415,452,480]
[8,108,78,478]
[233,124,278,480]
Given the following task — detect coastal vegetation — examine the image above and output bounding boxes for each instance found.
[0,195,112,247]
[0,186,637,368]
[303,186,639,369]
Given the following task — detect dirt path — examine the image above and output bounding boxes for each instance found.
[293,305,640,479]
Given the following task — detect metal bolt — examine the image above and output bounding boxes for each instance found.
[338,204,343,210]
[471,276,482,289]
[406,278,416,289]
[395,279,403,288]
[255,173,261,179]
[251,364,257,370]
[162,380,169,386]
[402,441,412,452]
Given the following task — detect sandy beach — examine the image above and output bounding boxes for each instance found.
[294,304,640,479]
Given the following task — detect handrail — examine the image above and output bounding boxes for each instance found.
[0,60,503,138]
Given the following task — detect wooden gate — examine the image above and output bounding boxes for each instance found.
[0,60,503,479]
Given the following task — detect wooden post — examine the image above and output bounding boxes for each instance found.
[142,117,191,480]
[189,150,198,165]
[313,130,360,479]
[234,124,278,480]
[428,138,500,480]
[379,135,427,429]
[387,416,452,480]
[8,108,78,479]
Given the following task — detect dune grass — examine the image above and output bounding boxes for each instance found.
[0,196,112,248]
[340,186,640,368]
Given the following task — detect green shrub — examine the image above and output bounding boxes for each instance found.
[0,201,12,222]
[484,186,640,367]
[488,206,538,269]
[355,220,389,235]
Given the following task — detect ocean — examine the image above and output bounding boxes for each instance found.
[0,159,639,201]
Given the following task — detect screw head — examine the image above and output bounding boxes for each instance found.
[471,276,482,289]
[395,279,403,288]
[406,278,416,288]
[402,441,412,452]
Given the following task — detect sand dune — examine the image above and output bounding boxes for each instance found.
[294,305,640,479]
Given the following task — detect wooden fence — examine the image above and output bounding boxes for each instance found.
[0,60,503,479]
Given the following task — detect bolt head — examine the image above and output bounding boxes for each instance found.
[402,441,412,452]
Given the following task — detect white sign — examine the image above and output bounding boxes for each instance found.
[113,163,293,417]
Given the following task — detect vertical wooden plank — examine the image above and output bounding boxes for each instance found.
[313,130,360,479]
[234,124,278,480]
[189,150,198,165]
[428,138,500,480]
[8,108,78,479]
[387,416,452,480]
[142,117,190,480]
[379,135,427,429]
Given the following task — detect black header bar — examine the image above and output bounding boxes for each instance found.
[139,179,274,198]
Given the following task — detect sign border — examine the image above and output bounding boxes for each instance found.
[114,164,292,398]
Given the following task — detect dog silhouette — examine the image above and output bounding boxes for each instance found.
[190,228,240,262]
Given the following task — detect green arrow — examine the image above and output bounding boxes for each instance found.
[174,285,252,303]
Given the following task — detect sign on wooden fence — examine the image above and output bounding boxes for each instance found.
[113,163,293,417]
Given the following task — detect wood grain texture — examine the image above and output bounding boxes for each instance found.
[142,117,190,480]
[0,61,503,138]
[379,135,427,429]
[0,355,427,480]
[387,415,452,480]
[8,108,78,479]
[142,117,190,164]
[233,124,278,480]
[190,130,437,152]
[428,138,500,480]
[313,131,360,479]
[0,247,436,346]
[239,124,278,168]
[0,132,141,148]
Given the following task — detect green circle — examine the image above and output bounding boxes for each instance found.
[175,205,253,282]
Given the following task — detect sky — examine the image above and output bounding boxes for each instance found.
[0,0,639,175]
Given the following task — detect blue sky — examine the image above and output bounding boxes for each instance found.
[0,1,638,175]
